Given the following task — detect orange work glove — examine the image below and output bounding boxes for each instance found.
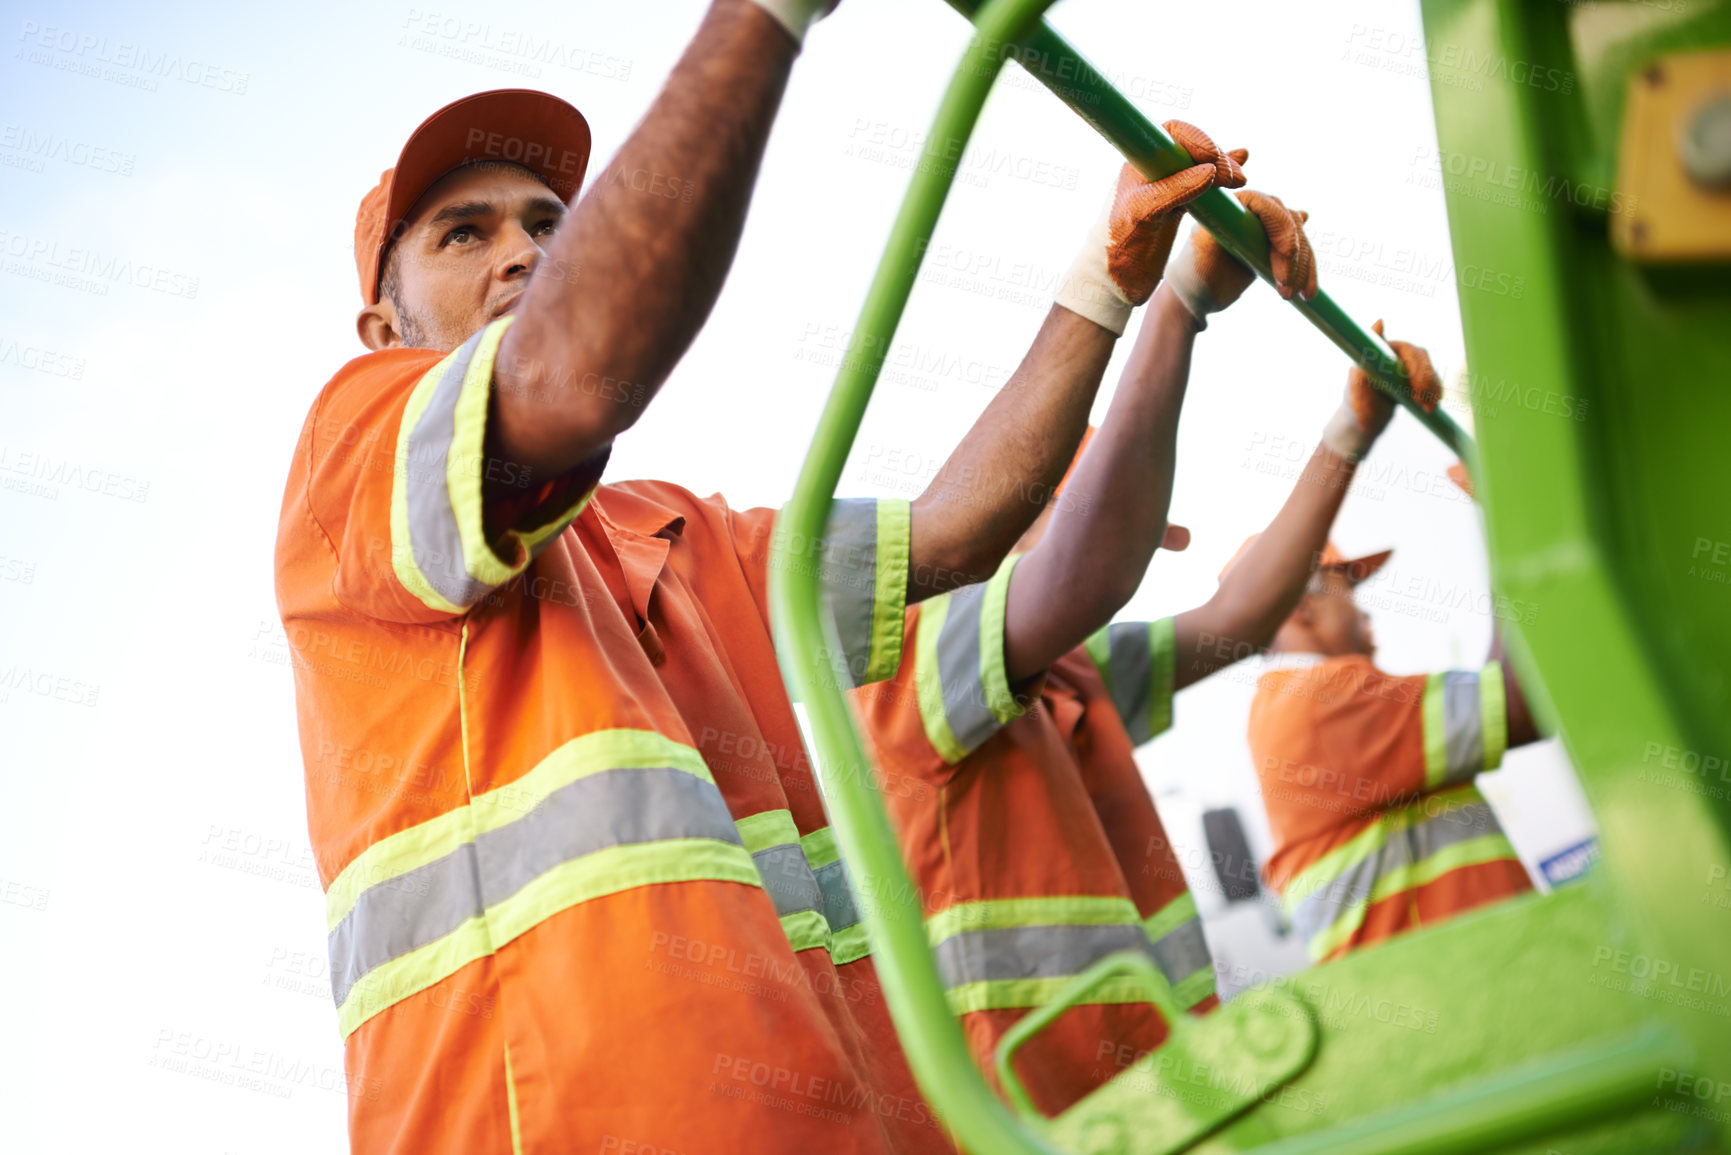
[1166,189,1318,328]
[1055,121,1246,336]
[1321,320,1443,461]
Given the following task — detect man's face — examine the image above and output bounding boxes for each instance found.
[360,162,566,353]
[1305,569,1376,658]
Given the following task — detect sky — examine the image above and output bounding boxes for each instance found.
[0,0,1597,1148]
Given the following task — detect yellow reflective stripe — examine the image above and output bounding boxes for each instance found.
[389,348,468,615]
[471,729,714,836]
[800,824,841,869]
[1306,832,1520,961]
[1282,779,1490,914]
[336,839,764,1038]
[486,838,762,957]
[326,808,474,932]
[1422,672,1449,790]
[945,974,1156,1016]
[1172,966,1216,1010]
[334,732,713,927]
[978,554,1023,723]
[337,915,493,1039]
[865,499,912,684]
[781,909,833,953]
[1281,818,1392,913]
[925,895,1142,945]
[1367,832,1519,909]
[450,319,520,588]
[329,727,753,1035]
[914,596,967,764]
[504,1041,523,1155]
[830,922,871,966]
[735,808,800,854]
[388,317,592,615]
[1481,661,1508,771]
[802,828,870,965]
[737,810,837,955]
[1147,616,1176,739]
[1141,891,1198,944]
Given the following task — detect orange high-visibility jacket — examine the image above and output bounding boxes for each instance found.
[276,318,933,1154]
[1247,653,1532,963]
[581,480,951,1154]
[851,556,1214,1118]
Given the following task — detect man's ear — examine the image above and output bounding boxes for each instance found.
[356,299,401,351]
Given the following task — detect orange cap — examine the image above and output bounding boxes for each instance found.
[1218,535,1391,585]
[355,89,592,306]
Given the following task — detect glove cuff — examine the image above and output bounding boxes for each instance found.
[1321,399,1373,462]
[1054,210,1134,336]
[1163,243,1220,332]
[747,0,836,44]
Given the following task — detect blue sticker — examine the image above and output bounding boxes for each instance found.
[1539,838,1600,887]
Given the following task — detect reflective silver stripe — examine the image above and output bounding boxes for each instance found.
[1149,917,1211,987]
[330,766,743,1007]
[1441,670,1485,783]
[820,498,881,688]
[813,858,861,933]
[752,843,826,919]
[404,328,490,609]
[934,580,996,752]
[932,922,1149,987]
[1104,620,1155,744]
[1289,800,1505,942]
[328,843,482,1010]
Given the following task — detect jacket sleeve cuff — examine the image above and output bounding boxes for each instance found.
[819,498,911,687]
[913,554,1028,765]
[1421,663,1508,790]
[389,317,595,614]
[1083,616,1177,746]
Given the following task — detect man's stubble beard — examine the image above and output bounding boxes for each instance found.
[393,304,434,351]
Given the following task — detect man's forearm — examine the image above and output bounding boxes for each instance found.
[1000,284,1200,679]
[907,305,1115,601]
[1173,443,1355,688]
[493,0,797,478]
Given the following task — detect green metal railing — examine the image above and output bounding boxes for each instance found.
[940,0,1476,466]
[770,6,1069,1150]
[766,0,1494,1151]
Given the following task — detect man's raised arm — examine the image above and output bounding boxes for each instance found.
[999,187,1317,681]
[908,124,1246,602]
[492,0,810,479]
[1172,322,1442,688]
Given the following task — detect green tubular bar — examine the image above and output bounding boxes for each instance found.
[769,0,1501,1150]
[940,0,1478,469]
[994,949,1186,1122]
[769,0,1068,1151]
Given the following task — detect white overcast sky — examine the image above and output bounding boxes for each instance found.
[0,0,1595,1149]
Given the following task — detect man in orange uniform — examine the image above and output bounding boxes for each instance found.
[274,1,1253,1147]
[1244,328,1542,965]
[850,180,1444,1117]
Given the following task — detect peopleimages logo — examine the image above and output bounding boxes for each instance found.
[461,129,586,197]
[15,21,249,94]
[0,230,199,300]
